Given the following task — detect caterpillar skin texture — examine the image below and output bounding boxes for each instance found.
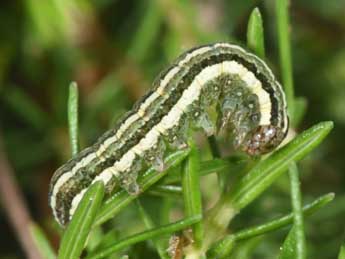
[49,43,288,226]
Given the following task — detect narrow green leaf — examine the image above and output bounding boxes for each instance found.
[58,181,105,259]
[247,7,265,58]
[279,226,299,259]
[234,193,334,241]
[181,140,203,248]
[94,148,190,226]
[276,0,295,115]
[200,156,246,176]
[29,223,56,259]
[87,215,202,259]
[208,193,334,259]
[149,184,182,197]
[68,82,79,156]
[287,163,306,258]
[339,245,345,259]
[229,121,333,210]
[136,200,169,259]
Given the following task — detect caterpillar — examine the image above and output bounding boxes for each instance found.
[49,43,289,226]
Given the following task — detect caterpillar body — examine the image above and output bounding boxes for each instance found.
[49,43,288,226]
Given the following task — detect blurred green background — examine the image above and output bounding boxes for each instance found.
[0,0,344,258]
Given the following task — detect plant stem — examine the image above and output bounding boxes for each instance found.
[181,140,204,251]
[208,136,226,190]
[68,82,79,156]
[0,135,43,259]
[288,163,307,258]
[276,0,295,116]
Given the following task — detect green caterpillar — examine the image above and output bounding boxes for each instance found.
[49,43,288,226]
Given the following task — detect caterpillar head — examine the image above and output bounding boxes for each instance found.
[241,125,287,156]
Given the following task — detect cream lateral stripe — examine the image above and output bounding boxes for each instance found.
[66,63,214,217]
[53,47,212,173]
[69,189,86,218]
[123,60,269,172]
[69,167,116,217]
[51,47,215,215]
[96,144,106,161]
[214,42,281,125]
[66,60,273,220]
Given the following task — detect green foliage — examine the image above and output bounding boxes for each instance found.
[208,193,334,258]
[203,121,333,253]
[136,200,169,259]
[87,215,202,259]
[276,0,295,116]
[0,1,343,258]
[57,6,337,255]
[58,182,105,259]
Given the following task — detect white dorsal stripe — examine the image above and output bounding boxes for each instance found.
[115,114,140,139]
[139,92,160,111]
[178,46,212,66]
[66,60,273,220]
